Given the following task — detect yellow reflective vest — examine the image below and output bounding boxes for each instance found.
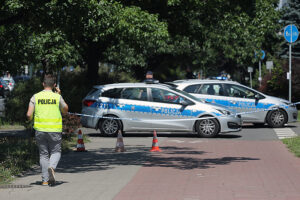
[33,91,62,132]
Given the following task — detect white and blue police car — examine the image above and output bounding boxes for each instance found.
[81,82,242,137]
[171,79,298,128]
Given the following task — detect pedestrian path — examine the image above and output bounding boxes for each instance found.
[274,128,297,139]
[114,139,300,200]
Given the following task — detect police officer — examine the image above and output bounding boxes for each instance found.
[26,74,68,186]
[144,71,159,83]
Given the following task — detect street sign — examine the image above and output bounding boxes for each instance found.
[255,50,265,60]
[247,67,253,73]
[284,24,299,43]
[261,50,265,60]
[284,25,299,101]
[25,65,28,75]
[266,61,273,70]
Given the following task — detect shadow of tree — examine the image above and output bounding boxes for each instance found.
[242,124,298,129]
[56,145,259,173]
[87,132,242,139]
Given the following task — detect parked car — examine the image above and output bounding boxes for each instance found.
[170,79,298,128]
[2,77,15,91]
[81,82,242,137]
[0,78,10,97]
[13,75,30,83]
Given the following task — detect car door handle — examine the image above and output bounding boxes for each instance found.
[153,107,161,111]
[116,103,124,108]
[230,101,237,105]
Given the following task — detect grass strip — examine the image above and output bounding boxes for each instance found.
[282,136,300,157]
[0,132,87,185]
[0,118,24,130]
[0,137,38,185]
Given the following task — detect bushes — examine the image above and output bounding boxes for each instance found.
[5,78,43,125]
[260,59,300,104]
[5,68,136,125]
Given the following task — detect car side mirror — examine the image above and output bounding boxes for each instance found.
[255,94,260,100]
[180,99,190,106]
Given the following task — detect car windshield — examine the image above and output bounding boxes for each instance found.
[170,87,206,103]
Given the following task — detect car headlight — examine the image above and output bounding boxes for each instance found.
[216,109,231,116]
[281,101,296,108]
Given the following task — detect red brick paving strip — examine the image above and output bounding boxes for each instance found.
[113,139,300,200]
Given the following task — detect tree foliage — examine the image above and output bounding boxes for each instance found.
[0,0,283,83]
[119,0,281,81]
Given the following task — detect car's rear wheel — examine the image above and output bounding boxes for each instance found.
[196,117,220,138]
[266,109,287,128]
[99,115,122,137]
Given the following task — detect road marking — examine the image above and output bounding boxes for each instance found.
[189,141,203,143]
[167,140,206,144]
[273,128,297,139]
[168,139,185,143]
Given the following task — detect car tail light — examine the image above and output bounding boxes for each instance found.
[9,83,12,86]
[0,85,2,88]
[83,100,96,107]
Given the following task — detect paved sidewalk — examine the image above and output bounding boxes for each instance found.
[0,135,149,200]
[1,131,300,200]
[114,139,300,200]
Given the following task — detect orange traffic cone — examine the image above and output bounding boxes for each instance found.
[76,129,87,152]
[115,130,125,152]
[150,130,161,152]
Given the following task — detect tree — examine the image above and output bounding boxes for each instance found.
[119,0,281,81]
[47,0,169,85]
[0,0,282,83]
[0,24,28,74]
[0,1,79,74]
[0,0,169,83]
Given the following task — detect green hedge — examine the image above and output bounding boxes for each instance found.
[5,69,136,125]
[5,78,43,125]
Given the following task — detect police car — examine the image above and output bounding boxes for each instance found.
[170,79,298,128]
[81,82,242,137]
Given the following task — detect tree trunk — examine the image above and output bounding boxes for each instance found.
[86,46,100,86]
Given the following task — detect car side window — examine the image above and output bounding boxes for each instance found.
[199,84,224,96]
[224,84,256,99]
[151,88,185,104]
[120,88,147,101]
[183,84,200,93]
[101,88,122,98]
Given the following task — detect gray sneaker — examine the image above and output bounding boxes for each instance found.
[48,167,56,185]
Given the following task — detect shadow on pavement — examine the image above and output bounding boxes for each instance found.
[242,124,298,129]
[56,145,259,173]
[30,181,68,187]
[87,132,242,139]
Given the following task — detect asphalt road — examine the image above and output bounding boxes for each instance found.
[1,123,300,200]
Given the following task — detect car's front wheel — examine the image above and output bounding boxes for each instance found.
[99,115,122,137]
[267,109,287,128]
[196,117,220,138]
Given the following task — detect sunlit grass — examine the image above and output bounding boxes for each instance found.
[0,137,38,185]
[0,118,24,130]
[282,136,300,157]
[0,132,87,184]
